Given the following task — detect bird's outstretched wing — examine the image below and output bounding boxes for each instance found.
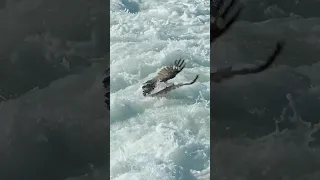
[211,0,243,43]
[155,59,186,82]
[149,75,199,97]
[211,41,285,83]
[142,59,186,96]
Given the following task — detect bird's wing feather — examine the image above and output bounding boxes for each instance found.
[149,75,199,97]
[154,59,186,82]
[211,41,285,83]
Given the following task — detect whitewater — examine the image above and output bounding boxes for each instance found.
[211,0,320,179]
[110,0,210,179]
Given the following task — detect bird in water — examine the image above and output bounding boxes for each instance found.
[142,59,199,97]
[211,0,286,82]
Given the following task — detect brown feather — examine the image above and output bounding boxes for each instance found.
[154,59,186,82]
[142,59,187,96]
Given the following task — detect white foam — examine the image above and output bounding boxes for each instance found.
[110,0,210,179]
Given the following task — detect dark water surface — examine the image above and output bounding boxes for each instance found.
[212,0,320,179]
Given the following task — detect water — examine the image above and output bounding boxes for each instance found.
[110,0,210,179]
[0,0,109,179]
[0,63,108,180]
[211,1,320,179]
[1,0,318,179]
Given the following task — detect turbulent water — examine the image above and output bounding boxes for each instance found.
[110,0,210,179]
[0,62,108,180]
[1,0,319,179]
[212,0,320,179]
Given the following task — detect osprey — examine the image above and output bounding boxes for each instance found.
[211,0,285,82]
[142,59,199,97]
[212,42,285,83]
